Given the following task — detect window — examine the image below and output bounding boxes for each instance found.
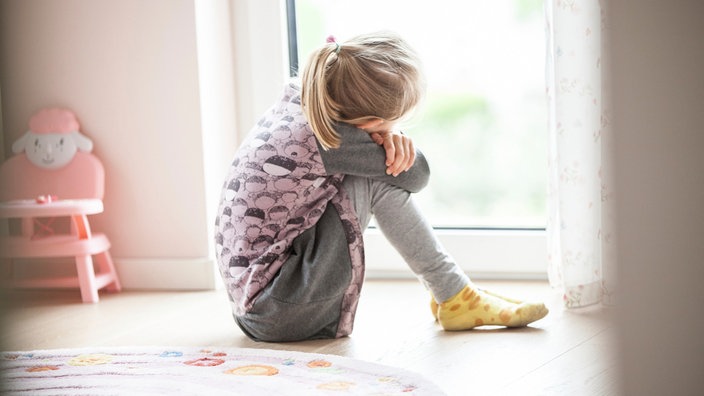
[288,0,547,229]
[230,0,548,278]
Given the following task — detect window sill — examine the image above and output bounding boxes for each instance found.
[363,227,547,280]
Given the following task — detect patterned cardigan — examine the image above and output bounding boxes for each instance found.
[215,83,429,337]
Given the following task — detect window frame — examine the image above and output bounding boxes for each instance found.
[231,0,548,280]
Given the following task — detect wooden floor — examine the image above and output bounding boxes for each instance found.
[0,280,618,395]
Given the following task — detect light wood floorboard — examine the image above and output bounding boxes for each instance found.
[0,280,618,395]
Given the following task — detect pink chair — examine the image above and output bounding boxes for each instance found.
[0,108,121,302]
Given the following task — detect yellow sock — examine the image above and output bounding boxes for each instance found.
[429,287,527,320]
[433,285,548,330]
[430,298,439,320]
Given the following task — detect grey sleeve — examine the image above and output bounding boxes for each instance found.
[317,123,430,193]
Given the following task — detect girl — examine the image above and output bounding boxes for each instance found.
[215,32,548,342]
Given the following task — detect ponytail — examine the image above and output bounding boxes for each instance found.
[301,43,343,150]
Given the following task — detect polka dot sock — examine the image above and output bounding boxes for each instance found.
[430,285,548,330]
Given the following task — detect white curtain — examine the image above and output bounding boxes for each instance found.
[545,0,615,308]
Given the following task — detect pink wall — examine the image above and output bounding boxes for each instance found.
[0,0,217,287]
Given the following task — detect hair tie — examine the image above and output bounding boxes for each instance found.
[326,35,341,54]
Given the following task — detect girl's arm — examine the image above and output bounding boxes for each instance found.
[369,131,416,177]
[318,123,430,193]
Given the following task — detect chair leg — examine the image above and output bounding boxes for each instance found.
[75,255,99,303]
[95,251,122,292]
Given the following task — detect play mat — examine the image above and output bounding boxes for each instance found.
[0,346,445,395]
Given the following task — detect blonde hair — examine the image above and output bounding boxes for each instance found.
[301,31,425,150]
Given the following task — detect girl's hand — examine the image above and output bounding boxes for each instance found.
[370,131,416,176]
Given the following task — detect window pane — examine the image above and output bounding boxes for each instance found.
[295,0,547,228]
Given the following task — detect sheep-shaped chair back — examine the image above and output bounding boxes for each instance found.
[0,108,105,201]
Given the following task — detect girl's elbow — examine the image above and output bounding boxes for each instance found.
[407,173,430,193]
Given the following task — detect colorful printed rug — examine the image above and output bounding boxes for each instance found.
[0,346,445,395]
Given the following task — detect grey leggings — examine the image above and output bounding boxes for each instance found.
[344,176,469,302]
[235,176,468,341]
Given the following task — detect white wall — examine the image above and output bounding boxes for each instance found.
[0,0,244,289]
[610,1,704,395]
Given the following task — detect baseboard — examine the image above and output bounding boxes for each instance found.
[115,257,219,290]
[2,257,218,291]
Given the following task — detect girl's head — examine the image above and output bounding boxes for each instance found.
[301,31,425,150]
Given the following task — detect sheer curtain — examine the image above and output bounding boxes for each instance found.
[545,0,615,308]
